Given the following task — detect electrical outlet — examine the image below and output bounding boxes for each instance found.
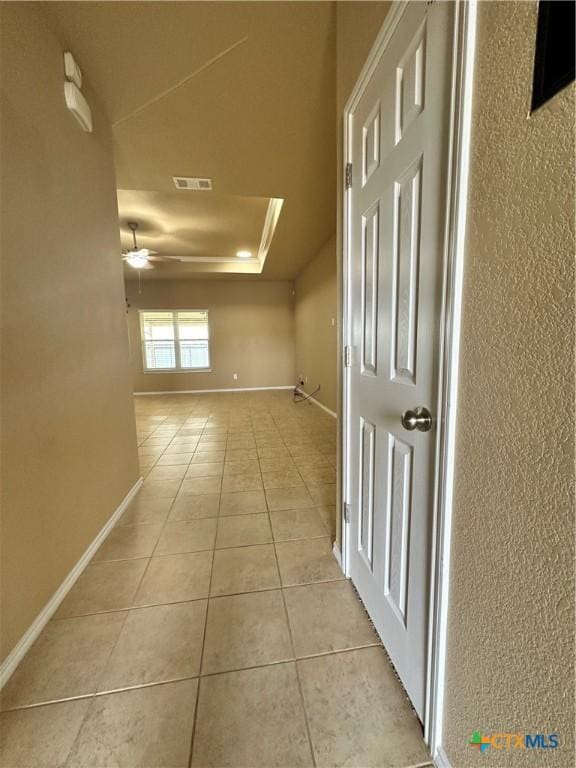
[233,373,238,380]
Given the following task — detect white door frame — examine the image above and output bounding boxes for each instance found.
[340,1,477,762]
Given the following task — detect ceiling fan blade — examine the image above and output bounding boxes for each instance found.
[149,254,211,263]
[148,254,186,262]
[140,261,155,270]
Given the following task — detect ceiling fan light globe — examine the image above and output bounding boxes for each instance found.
[126,253,149,269]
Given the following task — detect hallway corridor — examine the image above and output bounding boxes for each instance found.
[0,392,430,768]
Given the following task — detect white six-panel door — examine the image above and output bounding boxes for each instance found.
[346,1,454,720]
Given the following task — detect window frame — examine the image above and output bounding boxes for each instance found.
[139,309,211,374]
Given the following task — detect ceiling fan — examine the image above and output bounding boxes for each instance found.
[122,221,194,270]
[121,222,156,270]
[121,221,256,269]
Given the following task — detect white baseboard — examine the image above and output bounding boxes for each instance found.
[0,476,143,690]
[434,746,452,768]
[134,386,294,396]
[332,541,344,572]
[295,388,338,419]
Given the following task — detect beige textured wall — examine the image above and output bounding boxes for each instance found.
[334,1,391,548]
[294,236,337,412]
[126,280,296,392]
[443,2,575,764]
[0,5,139,662]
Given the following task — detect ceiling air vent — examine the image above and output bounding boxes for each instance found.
[173,176,213,191]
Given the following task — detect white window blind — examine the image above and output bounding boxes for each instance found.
[140,310,210,372]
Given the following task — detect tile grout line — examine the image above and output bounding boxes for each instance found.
[56,563,148,763]
[254,423,279,585]
[1,644,386,715]
[86,529,335,566]
[401,763,435,768]
[197,643,383,679]
[145,429,206,567]
[278,574,319,768]
[270,407,318,768]
[0,675,200,715]
[186,490,217,768]
[52,573,358,622]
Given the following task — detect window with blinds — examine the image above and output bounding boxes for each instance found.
[139,310,210,372]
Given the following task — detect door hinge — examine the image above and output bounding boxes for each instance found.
[344,345,352,368]
[343,502,351,524]
[345,162,353,190]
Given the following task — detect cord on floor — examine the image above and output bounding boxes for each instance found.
[293,383,320,405]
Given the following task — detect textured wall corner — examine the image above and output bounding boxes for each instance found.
[443,2,575,765]
[294,235,338,413]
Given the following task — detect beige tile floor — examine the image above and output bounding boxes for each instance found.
[0,391,431,768]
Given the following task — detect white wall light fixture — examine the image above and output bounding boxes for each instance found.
[63,52,82,88]
[63,52,92,133]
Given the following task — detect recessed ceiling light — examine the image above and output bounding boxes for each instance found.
[236,250,252,259]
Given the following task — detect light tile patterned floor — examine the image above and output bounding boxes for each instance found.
[0,391,431,768]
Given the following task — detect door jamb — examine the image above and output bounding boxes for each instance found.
[340,1,477,763]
